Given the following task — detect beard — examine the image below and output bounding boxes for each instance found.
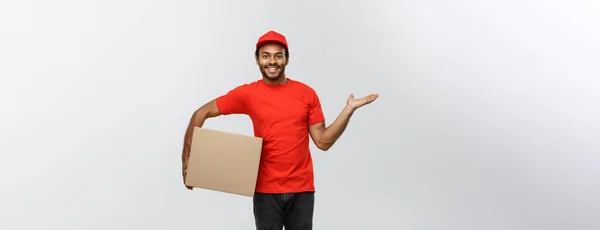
[260,64,285,80]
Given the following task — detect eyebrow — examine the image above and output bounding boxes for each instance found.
[261,52,284,55]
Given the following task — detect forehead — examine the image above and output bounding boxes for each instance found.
[258,42,286,54]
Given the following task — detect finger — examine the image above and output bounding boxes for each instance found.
[364,95,377,103]
[368,94,379,101]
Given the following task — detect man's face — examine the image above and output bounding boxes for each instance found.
[256,43,288,80]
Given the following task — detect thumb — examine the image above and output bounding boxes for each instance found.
[349,93,354,99]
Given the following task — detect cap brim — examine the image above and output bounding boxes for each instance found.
[256,40,288,50]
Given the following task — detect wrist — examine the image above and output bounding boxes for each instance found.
[344,105,356,114]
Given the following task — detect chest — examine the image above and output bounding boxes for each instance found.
[248,92,310,125]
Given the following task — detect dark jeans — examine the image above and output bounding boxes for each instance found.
[253,191,315,230]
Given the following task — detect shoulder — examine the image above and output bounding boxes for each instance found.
[236,80,261,88]
[288,79,322,105]
[289,79,318,95]
[228,80,260,92]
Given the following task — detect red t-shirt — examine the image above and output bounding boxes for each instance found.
[215,79,325,194]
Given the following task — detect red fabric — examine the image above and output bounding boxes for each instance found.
[256,30,289,50]
[215,79,325,193]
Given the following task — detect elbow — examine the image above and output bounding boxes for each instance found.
[316,142,332,151]
[190,110,207,124]
[193,108,209,119]
[197,99,222,119]
[189,107,211,127]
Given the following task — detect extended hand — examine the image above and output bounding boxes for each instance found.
[346,93,379,110]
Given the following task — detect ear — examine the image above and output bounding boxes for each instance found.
[284,49,290,65]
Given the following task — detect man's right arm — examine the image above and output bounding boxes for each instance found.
[181,83,249,189]
[181,99,222,189]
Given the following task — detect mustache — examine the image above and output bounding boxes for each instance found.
[264,64,280,68]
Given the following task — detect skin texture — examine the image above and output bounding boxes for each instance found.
[181,42,378,190]
[256,42,289,85]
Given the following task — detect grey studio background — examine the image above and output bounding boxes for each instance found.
[1,0,599,230]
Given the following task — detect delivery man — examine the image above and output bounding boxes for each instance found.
[181,30,378,230]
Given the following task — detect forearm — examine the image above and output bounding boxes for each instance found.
[319,105,355,150]
[181,100,222,170]
[181,110,209,168]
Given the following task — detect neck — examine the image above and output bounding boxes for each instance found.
[263,75,288,85]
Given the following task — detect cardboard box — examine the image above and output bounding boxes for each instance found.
[184,127,263,197]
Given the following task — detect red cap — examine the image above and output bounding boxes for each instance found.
[256,30,289,51]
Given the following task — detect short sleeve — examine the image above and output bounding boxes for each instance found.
[308,90,325,126]
[215,84,249,115]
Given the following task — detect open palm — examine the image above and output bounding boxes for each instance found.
[347,93,379,110]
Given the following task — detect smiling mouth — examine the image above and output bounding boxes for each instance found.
[266,66,279,74]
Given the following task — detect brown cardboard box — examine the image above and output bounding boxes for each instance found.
[184,127,263,197]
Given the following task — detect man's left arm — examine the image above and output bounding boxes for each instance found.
[309,93,379,151]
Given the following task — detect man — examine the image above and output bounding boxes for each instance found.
[181,30,378,230]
